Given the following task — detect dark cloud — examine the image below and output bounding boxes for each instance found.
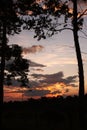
[51,90,62,95]
[30,68,44,72]
[34,68,44,72]
[29,60,46,67]
[32,71,63,82]
[4,70,77,89]
[24,89,50,97]
[25,72,78,98]
[29,80,40,88]
[68,83,78,87]
[5,58,46,69]
[4,69,78,99]
[23,45,44,54]
[31,72,77,87]
[63,76,78,86]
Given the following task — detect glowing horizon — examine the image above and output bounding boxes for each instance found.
[4,81,80,102]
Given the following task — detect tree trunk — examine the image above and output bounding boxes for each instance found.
[73,0,85,130]
[73,0,84,102]
[0,21,6,107]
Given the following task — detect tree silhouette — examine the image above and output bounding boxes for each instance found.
[72,1,86,129]
[0,44,29,86]
[0,0,19,106]
[73,0,87,101]
[17,1,87,129]
[0,1,87,129]
[20,0,87,99]
[0,0,29,107]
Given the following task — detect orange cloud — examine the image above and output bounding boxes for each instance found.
[3,71,78,102]
[4,81,79,102]
[4,86,29,102]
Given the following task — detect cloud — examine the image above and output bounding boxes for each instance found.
[35,68,44,72]
[5,71,77,90]
[32,71,63,80]
[5,58,46,69]
[4,70,78,101]
[23,45,44,54]
[31,72,78,87]
[4,86,28,93]
[29,60,46,67]
[51,90,62,94]
[17,71,77,98]
[31,68,44,72]
[63,76,78,86]
[24,89,50,97]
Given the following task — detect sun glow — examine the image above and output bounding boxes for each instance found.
[4,82,78,102]
[4,86,29,102]
[35,82,68,95]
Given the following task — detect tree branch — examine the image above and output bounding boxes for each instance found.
[78,9,87,20]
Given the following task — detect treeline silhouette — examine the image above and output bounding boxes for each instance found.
[2,95,87,130]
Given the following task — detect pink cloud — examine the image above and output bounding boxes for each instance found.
[23,45,44,54]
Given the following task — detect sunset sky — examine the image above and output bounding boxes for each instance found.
[4,0,87,102]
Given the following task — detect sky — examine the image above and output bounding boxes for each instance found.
[4,0,87,102]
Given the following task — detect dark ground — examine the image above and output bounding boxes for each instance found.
[2,95,87,130]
